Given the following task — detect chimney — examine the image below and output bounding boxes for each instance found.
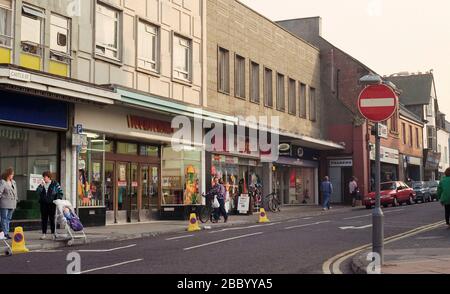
[277,17,322,45]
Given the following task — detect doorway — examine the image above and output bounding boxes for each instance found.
[105,161,160,224]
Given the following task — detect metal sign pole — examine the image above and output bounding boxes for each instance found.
[373,123,384,264]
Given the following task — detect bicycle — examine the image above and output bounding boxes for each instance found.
[265,192,281,213]
[199,194,217,223]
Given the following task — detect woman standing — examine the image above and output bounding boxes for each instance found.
[349,177,359,207]
[438,168,450,226]
[37,171,64,240]
[0,168,18,240]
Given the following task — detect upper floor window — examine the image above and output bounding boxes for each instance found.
[276,73,285,112]
[264,68,273,107]
[250,61,260,103]
[235,54,245,99]
[173,34,191,82]
[416,128,420,148]
[218,47,229,93]
[0,0,13,48]
[309,87,317,122]
[426,103,433,117]
[21,5,45,54]
[137,20,159,73]
[50,14,69,55]
[299,83,307,118]
[288,78,296,115]
[95,3,120,60]
[402,123,406,145]
[408,125,413,147]
[389,113,398,132]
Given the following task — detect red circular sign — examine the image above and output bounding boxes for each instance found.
[358,84,398,122]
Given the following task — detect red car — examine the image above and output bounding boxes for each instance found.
[363,181,416,209]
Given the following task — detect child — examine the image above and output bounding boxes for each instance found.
[63,207,74,221]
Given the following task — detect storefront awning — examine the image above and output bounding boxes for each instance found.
[116,88,238,126]
[0,67,120,105]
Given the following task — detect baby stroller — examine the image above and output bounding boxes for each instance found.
[54,200,87,246]
[0,232,12,256]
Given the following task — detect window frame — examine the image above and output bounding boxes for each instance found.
[288,78,297,115]
[250,60,260,104]
[21,4,45,51]
[234,53,246,99]
[0,0,13,49]
[172,32,193,84]
[408,125,413,147]
[136,17,160,75]
[94,1,122,63]
[264,67,273,108]
[217,46,230,94]
[299,82,307,119]
[309,86,317,122]
[402,123,406,145]
[416,127,420,148]
[276,72,285,112]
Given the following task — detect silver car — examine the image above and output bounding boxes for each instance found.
[411,181,432,203]
[427,181,440,201]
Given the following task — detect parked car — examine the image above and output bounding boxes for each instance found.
[427,181,440,201]
[411,181,432,203]
[363,181,416,209]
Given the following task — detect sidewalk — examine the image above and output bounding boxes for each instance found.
[2,205,357,254]
[352,225,450,274]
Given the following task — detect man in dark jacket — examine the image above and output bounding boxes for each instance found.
[37,171,63,240]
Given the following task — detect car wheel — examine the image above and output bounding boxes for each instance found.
[393,197,399,207]
[407,196,414,205]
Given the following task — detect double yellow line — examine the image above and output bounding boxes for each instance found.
[322,220,446,274]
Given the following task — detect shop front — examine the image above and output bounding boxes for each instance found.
[0,90,68,223]
[273,146,319,206]
[75,103,204,224]
[328,158,353,204]
[206,153,262,215]
[402,155,422,182]
[370,144,399,190]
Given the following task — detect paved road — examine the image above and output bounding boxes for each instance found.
[0,202,445,274]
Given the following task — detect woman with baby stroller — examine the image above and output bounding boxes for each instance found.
[37,171,63,240]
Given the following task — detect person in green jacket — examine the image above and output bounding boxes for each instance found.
[437,168,450,226]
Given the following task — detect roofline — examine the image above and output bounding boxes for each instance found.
[234,0,320,52]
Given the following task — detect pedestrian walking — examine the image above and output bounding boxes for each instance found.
[37,171,64,240]
[204,177,228,223]
[321,176,333,211]
[437,168,450,227]
[349,177,360,207]
[0,168,18,240]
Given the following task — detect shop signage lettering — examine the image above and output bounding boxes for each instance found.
[329,159,353,167]
[370,144,399,165]
[127,115,173,135]
[238,194,250,214]
[9,70,31,82]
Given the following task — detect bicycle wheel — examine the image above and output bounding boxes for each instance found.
[199,206,212,223]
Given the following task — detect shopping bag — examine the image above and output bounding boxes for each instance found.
[212,196,220,209]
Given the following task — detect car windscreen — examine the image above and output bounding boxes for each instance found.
[412,183,423,188]
[381,183,396,190]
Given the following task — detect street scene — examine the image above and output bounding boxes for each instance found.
[0,0,450,281]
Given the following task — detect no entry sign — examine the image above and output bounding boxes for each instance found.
[358,84,398,122]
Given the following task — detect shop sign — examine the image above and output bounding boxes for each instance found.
[329,159,353,167]
[370,144,399,165]
[9,70,31,82]
[127,115,173,135]
[238,194,250,214]
[424,151,441,170]
[118,181,127,187]
[406,156,421,166]
[278,143,292,156]
[29,174,42,191]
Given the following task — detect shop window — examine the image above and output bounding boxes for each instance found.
[78,133,106,208]
[137,20,159,73]
[0,0,13,63]
[162,147,202,206]
[139,145,159,157]
[0,125,58,220]
[173,34,192,82]
[20,5,45,70]
[50,14,71,76]
[116,142,137,155]
[95,2,121,60]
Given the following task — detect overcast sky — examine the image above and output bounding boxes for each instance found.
[241,0,450,116]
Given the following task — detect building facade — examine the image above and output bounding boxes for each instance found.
[206,1,343,210]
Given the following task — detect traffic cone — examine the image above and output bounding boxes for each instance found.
[11,227,29,254]
[258,208,270,223]
[187,213,201,232]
